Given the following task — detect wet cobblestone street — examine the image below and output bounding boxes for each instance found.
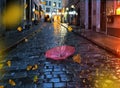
[1,23,120,88]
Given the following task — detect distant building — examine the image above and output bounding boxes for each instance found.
[63,0,81,25]
[40,0,62,17]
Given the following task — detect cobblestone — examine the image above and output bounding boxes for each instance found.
[54,82,66,88]
[1,23,120,87]
[49,78,60,82]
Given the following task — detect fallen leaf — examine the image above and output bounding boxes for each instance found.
[33,75,38,83]
[68,26,73,32]
[7,60,11,67]
[73,54,81,64]
[17,26,22,31]
[9,79,16,86]
[32,64,38,70]
[27,65,32,71]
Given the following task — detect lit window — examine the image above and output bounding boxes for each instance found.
[53,2,56,7]
[116,7,120,15]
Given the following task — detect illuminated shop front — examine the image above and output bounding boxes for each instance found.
[107,0,120,37]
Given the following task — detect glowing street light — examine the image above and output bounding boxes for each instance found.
[66,7,69,11]
[116,7,120,15]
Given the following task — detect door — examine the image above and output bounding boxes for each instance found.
[88,0,92,29]
[100,0,107,33]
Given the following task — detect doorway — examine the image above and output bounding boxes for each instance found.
[100,0,107,33]
[88,0,92,29]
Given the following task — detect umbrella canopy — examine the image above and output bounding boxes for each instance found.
[45,45,75,60]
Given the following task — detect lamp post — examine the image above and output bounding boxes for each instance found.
[66,7,69,23]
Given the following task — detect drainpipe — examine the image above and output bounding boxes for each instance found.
[85,0,88,30]
[96,0,100,32]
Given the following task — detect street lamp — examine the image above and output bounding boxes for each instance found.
[69,5,75,24]
[71,5,74,9]
[53,2,56,7]
[66,7,69,23]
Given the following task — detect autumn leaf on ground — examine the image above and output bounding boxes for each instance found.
[27,65,32,71]
[33,75,38,83]
[9,79,16,86]
[32,64,38,70]
[68,26,73,32]
[6,60,11,67]
[17,26,22,32]
[73,54,81,64]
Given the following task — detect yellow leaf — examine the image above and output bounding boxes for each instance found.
[32,64,38,70]
[73,54,81,64]
[27,65,32,71]
[0,86,4,88]
[33,75,38,83]
[17,26,22,32]
[9,79,16,86]
[68,26,73,32]
[6,61,11,67]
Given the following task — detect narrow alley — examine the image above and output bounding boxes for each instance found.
[0,22,120,88]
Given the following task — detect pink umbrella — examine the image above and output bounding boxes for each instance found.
[45,45,75,60]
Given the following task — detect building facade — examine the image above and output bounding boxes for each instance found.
[40,0,62,17]
[23,0,41,29]
[64,0,83,25]
[79,0,120,38]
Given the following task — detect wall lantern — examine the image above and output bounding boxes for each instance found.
[116,7,120,15]
[32,8,35,12]
[71,5,75,8]
[66,8,69,11]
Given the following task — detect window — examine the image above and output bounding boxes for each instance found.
[46,1,48,6]
[49,1,51,6]
[53,2,56,7]
[59,3,61,7]
[46,7,50,12]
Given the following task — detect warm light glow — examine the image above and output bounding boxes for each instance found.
[32,8,35,12]
[66,8,69,11]
[2,4,23,28]
[116,7,120,15]
[53,3,56,7]
[32,18,35,21]
[40,1,46,5]
[71,5,75,8]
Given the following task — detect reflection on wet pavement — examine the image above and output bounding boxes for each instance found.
[0,23,120,87]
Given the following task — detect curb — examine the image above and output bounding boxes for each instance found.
[72,31,120,57]
[0,24,42,55]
